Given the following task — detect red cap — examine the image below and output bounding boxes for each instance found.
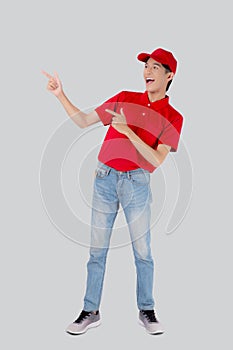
[137,48,177,74]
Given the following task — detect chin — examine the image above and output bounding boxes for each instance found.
[146,86,156,93]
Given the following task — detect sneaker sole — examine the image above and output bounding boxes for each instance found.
[138,319,164,335]
[66,320,101,335]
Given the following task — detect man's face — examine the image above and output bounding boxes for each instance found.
[143,57,173,93]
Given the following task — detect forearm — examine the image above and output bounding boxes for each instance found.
[57,91,87,128]
[125,128,162,167]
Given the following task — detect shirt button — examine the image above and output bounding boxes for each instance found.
[148,103,151,107]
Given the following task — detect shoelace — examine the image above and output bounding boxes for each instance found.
[142,310,158,323]
[74,310,92,324]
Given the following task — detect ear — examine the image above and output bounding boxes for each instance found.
[167,72,174,82]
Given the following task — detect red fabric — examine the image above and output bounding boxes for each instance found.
[95,91,183,172]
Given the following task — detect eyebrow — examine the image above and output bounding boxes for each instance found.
[145,62,162,67]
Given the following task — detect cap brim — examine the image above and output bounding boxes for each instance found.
[137,53,150,62]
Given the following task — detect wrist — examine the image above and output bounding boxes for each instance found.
[56,90,65,100]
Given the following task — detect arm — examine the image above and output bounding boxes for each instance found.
[106,108,171,167]
[42,70,100,128]
[125,129,171,167]
[56,92,100,128]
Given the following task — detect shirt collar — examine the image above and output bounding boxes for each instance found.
[141,91,169,111]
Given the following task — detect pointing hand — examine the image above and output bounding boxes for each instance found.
[42,70,63,97]
[105,108,130,136]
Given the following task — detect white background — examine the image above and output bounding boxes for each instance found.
[1,0,232,348]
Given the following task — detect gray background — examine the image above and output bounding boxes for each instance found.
[1,0,232,348]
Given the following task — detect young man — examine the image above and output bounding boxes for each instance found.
[43,47,183,335]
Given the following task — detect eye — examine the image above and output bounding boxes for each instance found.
[145,64,148,68]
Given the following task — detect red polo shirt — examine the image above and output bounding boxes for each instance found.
[95,91,183,173]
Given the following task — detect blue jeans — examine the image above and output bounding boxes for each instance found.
[83,161,155,311]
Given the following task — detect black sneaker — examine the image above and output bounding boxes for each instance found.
[66,310,101,335]
[139,310,164,335]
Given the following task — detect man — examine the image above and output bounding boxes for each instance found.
[42,47,183,335]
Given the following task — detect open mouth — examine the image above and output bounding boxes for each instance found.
[146,78,155,85]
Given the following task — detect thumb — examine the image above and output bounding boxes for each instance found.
[54,71,61,86]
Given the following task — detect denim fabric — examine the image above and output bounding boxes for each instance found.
[83,161,155,311]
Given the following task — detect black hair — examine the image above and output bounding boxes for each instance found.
[162,64,173,91]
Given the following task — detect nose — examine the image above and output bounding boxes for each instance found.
[145,65,152,73]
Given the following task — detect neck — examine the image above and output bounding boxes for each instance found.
[147,90,166,102]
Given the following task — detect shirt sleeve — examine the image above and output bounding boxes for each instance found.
[158,114,183,152]
[95,91,123,126]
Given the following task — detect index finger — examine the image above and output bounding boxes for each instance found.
[105,109,120,117]
[41,70,53,79]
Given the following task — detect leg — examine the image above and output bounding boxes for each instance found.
[83,166,119,311]
[121,171,155,310]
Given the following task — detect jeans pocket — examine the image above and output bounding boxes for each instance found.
[95,167,110,179]
[131,172,150,185]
